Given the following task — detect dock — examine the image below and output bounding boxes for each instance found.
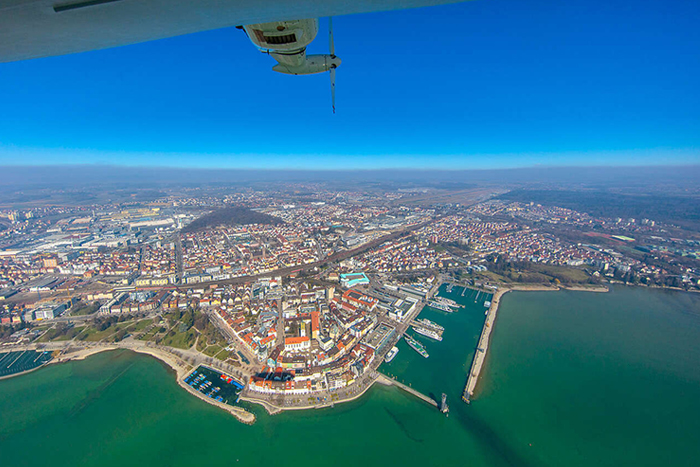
[462,289,504,403]
[378,373,438,408]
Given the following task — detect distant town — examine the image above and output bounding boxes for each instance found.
[1,181,698,417]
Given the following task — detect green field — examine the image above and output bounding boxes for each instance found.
[160,329,197,349]
[202,344,223,358]
[124,319,153,333]
[475,262,591,285]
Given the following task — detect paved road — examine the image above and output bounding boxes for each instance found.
[205,309,258,373]
[275,299,285,349]
[175,234,184,285]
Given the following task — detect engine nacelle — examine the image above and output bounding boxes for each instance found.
[241,16,341,111]
[272,54,341,75]
[243,19,318,53]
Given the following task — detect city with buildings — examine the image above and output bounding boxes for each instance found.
[1,182,699,412]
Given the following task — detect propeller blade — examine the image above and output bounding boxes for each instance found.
[330,66,336,113]
[329,17,335,56]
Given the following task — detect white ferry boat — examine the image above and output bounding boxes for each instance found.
[412,326,443,342]
[415,318,445,332]
[436,297,461,308]
[404,334,429,358]
[384,346,399,363]
[428,301,453,313]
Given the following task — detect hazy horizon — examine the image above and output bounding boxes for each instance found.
[1,164,699,194]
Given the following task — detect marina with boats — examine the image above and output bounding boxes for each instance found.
[0,350,53,378]
[184,365,244,405]
[383,281,495,414]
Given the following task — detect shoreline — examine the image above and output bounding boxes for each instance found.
[3,281,692,425]
[504,284,609,293]
[0,282,614,417]
[244,282,612,412]
[78,346,256,425]
[241,370,379,414]
[0,343,256,425]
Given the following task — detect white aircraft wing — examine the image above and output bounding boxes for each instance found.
[0,0,468,63]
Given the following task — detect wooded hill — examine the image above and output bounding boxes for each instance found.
[183,207,284,233]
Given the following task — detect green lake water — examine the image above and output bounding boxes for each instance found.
[1,286,699,466]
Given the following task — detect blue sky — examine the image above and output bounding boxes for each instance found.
[0,0,698,169]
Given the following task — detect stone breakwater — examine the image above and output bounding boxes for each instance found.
[462,288,505,403]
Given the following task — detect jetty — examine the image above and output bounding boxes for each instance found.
[462,288,504,403]
[378,373,438,408]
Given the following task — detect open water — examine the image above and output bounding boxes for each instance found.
[0,286,699,466]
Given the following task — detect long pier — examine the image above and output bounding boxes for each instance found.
[462,288,505,403]
[378,374,438,408]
